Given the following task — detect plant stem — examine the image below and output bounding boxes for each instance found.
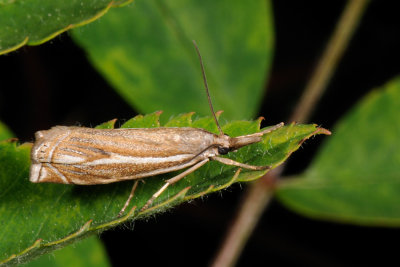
[210,1,369,266]
[290,0,369,123]
[210,167,281,267]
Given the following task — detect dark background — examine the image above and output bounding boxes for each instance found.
[1,1,400,266]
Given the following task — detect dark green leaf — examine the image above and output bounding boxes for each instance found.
[0,113,326,265]
[0,0,131,55]
[276,77,400,226]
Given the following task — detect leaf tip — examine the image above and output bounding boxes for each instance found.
[109,118,118,127]
[1,137,19,143]
[317,127,331,135]
[256,116,264,129]
[216,110,224,118]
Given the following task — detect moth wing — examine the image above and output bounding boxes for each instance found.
[30,127,113,184]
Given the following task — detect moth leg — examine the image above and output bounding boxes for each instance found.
[141,158,210,211]
[211,156,271,171]
[118,180,139,217]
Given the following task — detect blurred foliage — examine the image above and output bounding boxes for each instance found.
[0,0,131,55]
[0,121,13,141]
[71,0,274,121]
[277,77,400,226]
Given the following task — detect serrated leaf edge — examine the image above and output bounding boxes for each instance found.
[0,114,329,265]
[0,166,246,265]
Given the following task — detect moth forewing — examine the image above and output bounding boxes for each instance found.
[30,126,224,185]
[30,120,283,212]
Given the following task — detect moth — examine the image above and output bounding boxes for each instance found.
[30,41,284,214]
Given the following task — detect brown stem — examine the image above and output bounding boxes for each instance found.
[211,167,282,267]
[210,1,369,266]
[290,0,369,123]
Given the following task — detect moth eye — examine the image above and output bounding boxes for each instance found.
[218,147,230,155]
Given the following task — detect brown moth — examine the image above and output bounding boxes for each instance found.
[30,41,284,214]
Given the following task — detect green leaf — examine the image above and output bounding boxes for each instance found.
[0,113,327,265]
[24,236,110,267]
[0,121,13,141]
[95,119,117,129]
[276,77,400,226]
[0,0,132,55]
[71,0,274,121]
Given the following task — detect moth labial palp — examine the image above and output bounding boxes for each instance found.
[29,40,284,215]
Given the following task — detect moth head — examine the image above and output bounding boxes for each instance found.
[214,134,232,155]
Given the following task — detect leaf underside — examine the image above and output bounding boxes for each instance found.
[276,76,400,227]
[0,0,132,55]
[0,113,328,265]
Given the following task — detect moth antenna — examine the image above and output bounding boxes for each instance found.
[192,40,224,136]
